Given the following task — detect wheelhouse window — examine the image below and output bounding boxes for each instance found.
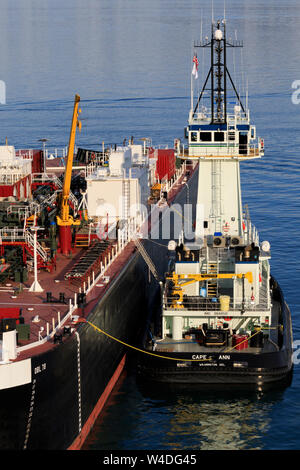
[190,132,198,142]
[214,132,225,142]
[200,132,212,142]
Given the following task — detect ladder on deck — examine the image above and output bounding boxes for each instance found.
[227,114,237,153]
[75,232,90,248]
[26,214,36,228]
[122,178,131,241]
[74,224,93,248]
[133,237,160,282]
[203,248,219,298]
[211,160,222,234]
[25,230,49,263]
[122,178,130,221]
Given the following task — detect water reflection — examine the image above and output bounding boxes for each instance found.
[163,397,270,450]
[136,381,286,450]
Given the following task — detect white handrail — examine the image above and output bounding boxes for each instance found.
[15,161,189,354]
[0,227,48,262]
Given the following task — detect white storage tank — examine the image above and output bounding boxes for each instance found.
[172,316,183,340]
[109,146,132,176]
[130,144,144,164]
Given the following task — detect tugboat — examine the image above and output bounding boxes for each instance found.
[138,18,293,389]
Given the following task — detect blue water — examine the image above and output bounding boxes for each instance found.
[1,0,300,450]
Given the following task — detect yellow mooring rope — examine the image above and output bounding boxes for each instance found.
[85,320,211,362]
[81,319,266,362]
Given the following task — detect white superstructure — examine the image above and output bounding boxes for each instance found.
[86,144,149,227]
[0,145,32,192]
[161,18,272,343]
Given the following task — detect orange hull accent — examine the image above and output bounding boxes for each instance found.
[68,354,126,450]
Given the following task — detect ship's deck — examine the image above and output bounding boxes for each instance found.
[153,300,281,355]
[153,337,277,355]
[1,240,136,361]
[0,161,198,362]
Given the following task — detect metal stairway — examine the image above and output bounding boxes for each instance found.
[74,225,92,248]
[25,230,49,263]
[122,178,130,220]
[202,248,219,298]
[122,178,131,241]
[211,160,222,234]
[133,237,160,282]
[0,227,51,269]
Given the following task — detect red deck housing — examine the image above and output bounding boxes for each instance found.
[150,149,176,181]
[0,307,21,319]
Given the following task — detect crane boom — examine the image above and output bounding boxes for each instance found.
[167,272,253,286]
[56,94,82,254]
[57,93,81,224]
[165,271,253,309]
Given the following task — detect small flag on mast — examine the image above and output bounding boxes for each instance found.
[192,54,199,79]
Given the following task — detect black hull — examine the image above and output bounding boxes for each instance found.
[0,239,166,450]
[137,280,293,391]
[138,357,293,390]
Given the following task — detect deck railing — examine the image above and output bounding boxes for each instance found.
[0,227,49,262]
[10,161,190,357]
[163,295,270,313]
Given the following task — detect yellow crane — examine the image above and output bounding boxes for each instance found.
[165,271,253,308]
[57,94,82,254]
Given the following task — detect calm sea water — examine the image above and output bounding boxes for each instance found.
[1,0,300,451]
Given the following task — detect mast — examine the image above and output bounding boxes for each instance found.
[184,18,264,243]
[193,19,244,121]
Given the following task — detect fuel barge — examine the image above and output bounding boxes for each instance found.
[0,95,196,449]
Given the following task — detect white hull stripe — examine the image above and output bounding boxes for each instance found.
[0,358,31,390]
